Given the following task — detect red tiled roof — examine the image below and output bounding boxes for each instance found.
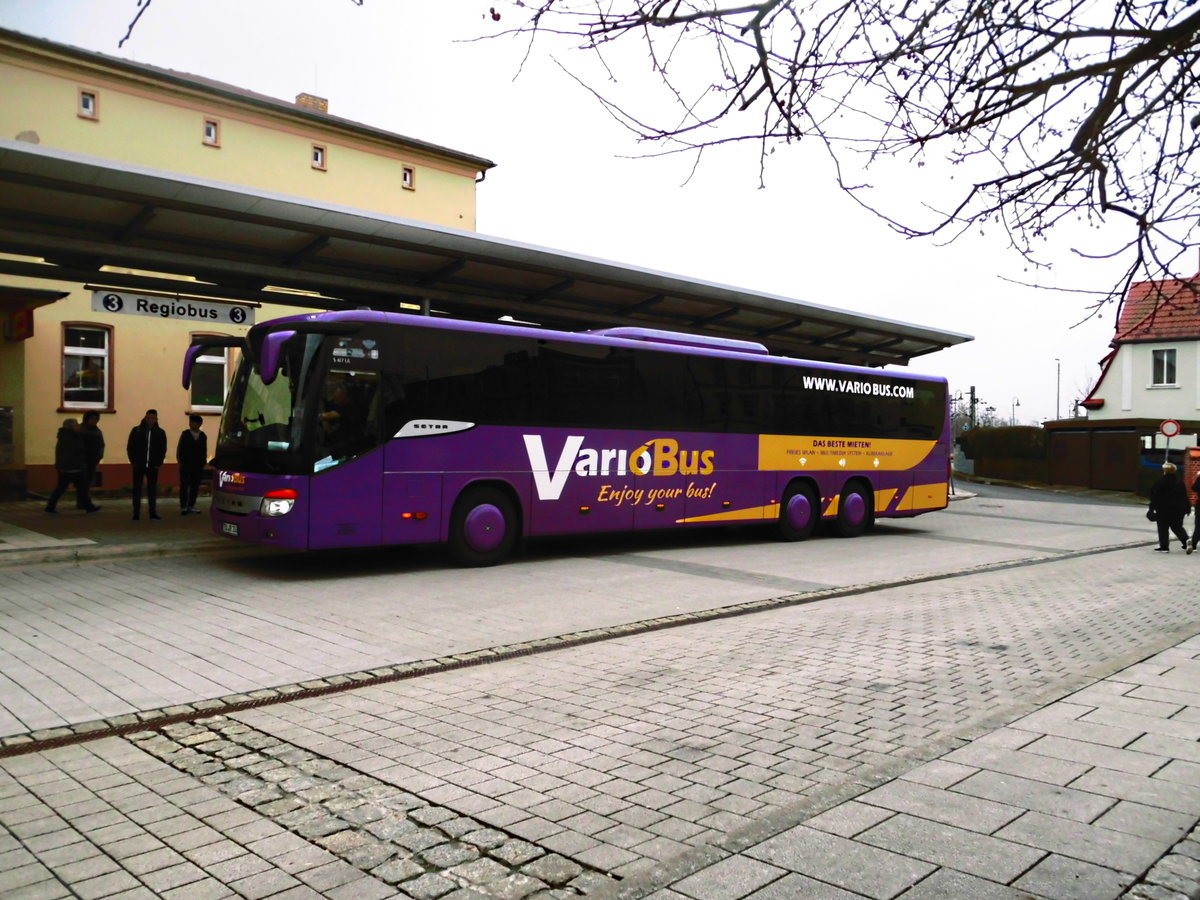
[1114,275,1200,343]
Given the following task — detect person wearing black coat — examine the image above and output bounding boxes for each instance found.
[45,418,99,513]
[1189,471,1200,554]
[127,409,168,520]
[176,414,208,515]
[75,410,105,509]
[1148,462,1191,553]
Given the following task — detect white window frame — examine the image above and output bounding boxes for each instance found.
[203,118,221,147]
[1151,348,1177,386]
[78,89,98,120]
[402,166,416,190]
[189,344,230,413]
[312,144,327,170]
[62,324,110,410]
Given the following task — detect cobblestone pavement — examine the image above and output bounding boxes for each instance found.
[0,493,1152,738]
[1,492,1199,898]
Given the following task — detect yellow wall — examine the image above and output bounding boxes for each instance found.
[6,273,310,468]
[0,48,482,228]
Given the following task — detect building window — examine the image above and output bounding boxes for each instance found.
[63,324,110,408]
[78,89,98,120]
[402,166,416,190]
[1152,348,1177,385]
[203,118,220,146]
[190,339,229,412]
[312,144,327,170]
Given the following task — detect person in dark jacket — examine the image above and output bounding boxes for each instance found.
[176,414,208,515]
[1189,470,1200,554]
[45,418,99,513]
[75,410,105,509]
[1148,462,1191,553]
[127,409,167,520]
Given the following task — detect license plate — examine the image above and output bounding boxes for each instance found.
[222,522,239,536]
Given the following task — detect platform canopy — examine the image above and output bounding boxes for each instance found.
[0,139,971,367]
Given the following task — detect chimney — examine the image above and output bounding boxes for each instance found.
[295,92,329,113]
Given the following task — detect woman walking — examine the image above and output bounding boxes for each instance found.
[1149,462,1191,553]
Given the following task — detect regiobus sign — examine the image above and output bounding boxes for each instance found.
[92,290,255,325]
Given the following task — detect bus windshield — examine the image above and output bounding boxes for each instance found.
[216,332,323,473]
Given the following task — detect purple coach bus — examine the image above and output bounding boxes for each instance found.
[183,310,951,566]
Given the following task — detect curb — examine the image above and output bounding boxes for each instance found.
[0,538,263,569]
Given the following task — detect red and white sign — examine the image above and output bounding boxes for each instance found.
[1160,419,1182,438]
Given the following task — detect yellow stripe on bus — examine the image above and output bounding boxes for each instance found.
[896,482,949,511]
[874,488,898,513]
[676,503,779,524]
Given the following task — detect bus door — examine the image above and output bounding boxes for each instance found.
[307,367,384,549]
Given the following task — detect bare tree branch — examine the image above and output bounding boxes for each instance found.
[498,0,1200,310]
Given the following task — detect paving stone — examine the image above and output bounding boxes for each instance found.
[401,872,458,899]
[859,778,1023,833]
[421,841,480,870]
[371,855,425,884]
[748,825,936,899]
[490,840,545,866]
[1013,852,1133,900]
[519,853,584,887]
[996,811,1164,874]
[858,812,1045,883]
[671,854,789,899]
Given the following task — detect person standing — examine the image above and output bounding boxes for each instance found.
[1190,469,1200,553]
[127,409,167,520]
[1148,462,1191,553]
[45,418,99,513]
[176,414,208,515]
[76,410,105,510]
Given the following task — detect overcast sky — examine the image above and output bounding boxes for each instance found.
[3,0,1142,425]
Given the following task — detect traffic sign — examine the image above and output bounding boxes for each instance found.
[1160,419,1182,438]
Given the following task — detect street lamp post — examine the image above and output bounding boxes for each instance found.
[1011,396,1020,425]
[1054,358,1061,420]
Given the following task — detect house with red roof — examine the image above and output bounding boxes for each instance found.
[1045,275,1200,492]
[1080,276,1200,425]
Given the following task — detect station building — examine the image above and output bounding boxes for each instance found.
[0,27,494,498]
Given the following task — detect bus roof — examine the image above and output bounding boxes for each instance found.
[255,309,950,384]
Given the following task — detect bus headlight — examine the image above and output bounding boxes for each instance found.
[260,489,297,517]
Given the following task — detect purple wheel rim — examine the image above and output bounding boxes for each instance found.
[785,493,813,530]
[463,503,506,553]
[843,492,866,527]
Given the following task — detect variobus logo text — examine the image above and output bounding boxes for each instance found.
[523,435,715,501]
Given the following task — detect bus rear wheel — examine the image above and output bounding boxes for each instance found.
[835,482,873,538]
[448,486,518,567]
[777,483,819,541]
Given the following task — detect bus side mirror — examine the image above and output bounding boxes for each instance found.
[182,344,203,390]
[260,330,296,386]
[183,335,247,389]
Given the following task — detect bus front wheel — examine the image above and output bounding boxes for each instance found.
[835,483,873,538]
[448,487,518,567]
[777,483,819,541]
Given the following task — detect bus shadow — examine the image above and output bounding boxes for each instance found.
[216,521,924,582]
